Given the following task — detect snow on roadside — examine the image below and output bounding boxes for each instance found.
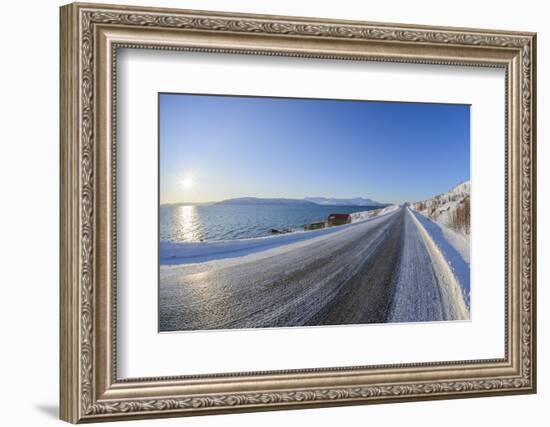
[411,209,470,308]
[412,210,470,263]
[408,208,469,317]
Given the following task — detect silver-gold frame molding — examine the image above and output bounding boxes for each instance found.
[60,2,537,423]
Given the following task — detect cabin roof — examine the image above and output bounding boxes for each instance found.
[328,213,351,220]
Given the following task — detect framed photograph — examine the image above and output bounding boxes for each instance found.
[60,2,537,423]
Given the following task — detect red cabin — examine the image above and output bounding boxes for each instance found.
[327,213,352,227]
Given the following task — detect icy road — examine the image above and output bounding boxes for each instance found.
[160,206,469,332]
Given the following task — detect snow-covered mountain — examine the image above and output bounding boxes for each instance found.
[304,197,383,207]
[217,196,384,207]
[412,181,470,235]
[217,197,315,206]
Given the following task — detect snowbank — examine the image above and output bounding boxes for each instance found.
[411,209,470,307]
[350,204,399,222]
[160,228,338,265]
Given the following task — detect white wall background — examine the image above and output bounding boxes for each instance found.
[0,0,545,426]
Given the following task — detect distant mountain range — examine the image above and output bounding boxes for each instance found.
[216,197,315,206]
[216,196,384,207]
[304,197,383,207]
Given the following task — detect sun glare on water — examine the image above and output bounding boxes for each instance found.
[175,205,203,242]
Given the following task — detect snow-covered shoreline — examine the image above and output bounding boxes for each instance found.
[160,205,400,266]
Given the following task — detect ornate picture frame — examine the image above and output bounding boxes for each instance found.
[60,2,536,423]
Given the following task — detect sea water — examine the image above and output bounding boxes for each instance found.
[159,203,378,243]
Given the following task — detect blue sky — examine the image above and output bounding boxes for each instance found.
[159,93,470,204]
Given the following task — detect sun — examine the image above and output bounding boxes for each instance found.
[181,174,195,190]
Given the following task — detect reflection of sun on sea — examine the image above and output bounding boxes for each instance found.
[176,205,203,242]
[175,172,203,241]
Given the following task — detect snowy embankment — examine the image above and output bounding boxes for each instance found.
[350,204,399,222]
[412,181,470,235]
[410,209,470,308]
[160,205,400,266]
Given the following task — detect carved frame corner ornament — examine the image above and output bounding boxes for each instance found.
[60,2,536,423]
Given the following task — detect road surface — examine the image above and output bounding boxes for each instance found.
[160,206,468,332]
